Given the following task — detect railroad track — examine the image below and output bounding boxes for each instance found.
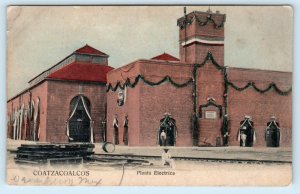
[93,153,291,164]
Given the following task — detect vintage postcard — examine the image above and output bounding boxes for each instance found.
[6,6,292,186]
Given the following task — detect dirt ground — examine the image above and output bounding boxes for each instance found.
[6,151,292,186]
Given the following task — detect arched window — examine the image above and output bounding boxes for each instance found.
[69,95,91,118]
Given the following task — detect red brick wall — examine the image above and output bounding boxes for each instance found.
[179,13,225,41]
[197,63,225,146]
[180,43,196,64]
[107,81,194,147]
[107,61,194,146]
[197,64,225,106]
[107,84,141,146]
[106,60,142,146]
[7,80,107,143]
[107,60,292,148]
[196,43,224,65]
[227,68,292,147]
[180,43,224,65]
[107,61,141,85]
[179,12,224,64]
[139,81,193,146]
[179,20,197,41]
[6,82,48,142]
[46,80,107,143]
[199,116,222,146]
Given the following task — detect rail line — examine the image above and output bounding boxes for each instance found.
[93,153,291,164]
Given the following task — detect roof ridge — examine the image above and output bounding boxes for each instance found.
[151,52,180,61]
[75,44,108,56]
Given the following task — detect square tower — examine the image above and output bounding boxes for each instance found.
[177,9,226,65]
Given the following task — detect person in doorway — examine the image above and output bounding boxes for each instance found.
[123,115,129,145]
[101,116,107,142]
[223,132,230,146]
[265,116,280,147]
[160,129,167,146]
[237,115,255,147]
[113,114,119,145]
[221,114,230,146]
[161,149,175,168]
[191,112,199,146]
[240,127,247,147]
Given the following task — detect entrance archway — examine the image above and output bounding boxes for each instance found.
[157,114,177,146]
[266,121,280,147]
[238,117,255,147]
[67,95,92,142]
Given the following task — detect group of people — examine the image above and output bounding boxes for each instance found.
[236,115,281,147]
[108,113,281,148]
[7,98,40,142]
[107,113,281,169]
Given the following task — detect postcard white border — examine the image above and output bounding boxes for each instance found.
[0,1,299,194]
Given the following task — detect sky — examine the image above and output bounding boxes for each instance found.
[6,6,293,99]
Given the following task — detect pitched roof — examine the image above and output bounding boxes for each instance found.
[47,62,114,83]
[75,44,109,56]
[151,53,180,62]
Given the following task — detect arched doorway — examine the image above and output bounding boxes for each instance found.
[265,119,280,147]
[67,95,92,142]
[238,116,255,147]
[157,113,177,146]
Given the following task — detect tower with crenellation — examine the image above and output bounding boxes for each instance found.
[177,8,226,65]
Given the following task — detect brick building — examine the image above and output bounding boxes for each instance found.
[106,10,292,147]
[7,10,292,148]
[6,45,113,143]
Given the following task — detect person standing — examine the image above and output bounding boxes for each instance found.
[113,114,119,145]
[160,130,167,146]
[221,114,230,146]
[123,115,129,145]
[237,115,255,147]
[191,112,199,146]
[161,149,175,168]
[101,116,107,142]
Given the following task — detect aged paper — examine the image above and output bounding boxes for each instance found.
[6,6,292,186]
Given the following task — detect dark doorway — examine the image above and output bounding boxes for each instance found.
[158,114,177,146]
[114,126,119,145]
[68,96,91,142]
[266,122,280,147]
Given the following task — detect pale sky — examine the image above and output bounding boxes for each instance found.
[6,6,293,99]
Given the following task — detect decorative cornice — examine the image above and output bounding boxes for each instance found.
[177,11,226,29]
[181,36,224,46]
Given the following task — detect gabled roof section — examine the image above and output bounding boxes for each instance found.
[47,62,114,83]
[75,44,109,56]
[28,45,110,87]
[151,53,180,62]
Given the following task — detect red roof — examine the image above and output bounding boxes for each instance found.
[47,62,114,83]
[75,44,108,56]
[151,53,180,61]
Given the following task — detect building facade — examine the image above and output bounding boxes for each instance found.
[106,10,292,147]
[6,45,113,143]
[7,10,292,148]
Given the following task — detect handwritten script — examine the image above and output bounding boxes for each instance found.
[10,175,102,186]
